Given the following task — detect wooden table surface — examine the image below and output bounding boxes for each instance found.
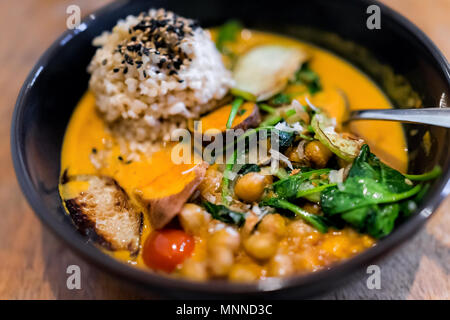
[0,0,448,300]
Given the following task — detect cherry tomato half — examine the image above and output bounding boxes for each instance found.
[143,229,195,273]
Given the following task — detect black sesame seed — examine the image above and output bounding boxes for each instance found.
[123,67,128,74]
[113,68,119,73]
[92,148,97,154]
[118,156,123,161]
[102,59,107,65]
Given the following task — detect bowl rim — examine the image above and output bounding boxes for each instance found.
[11,0,450,295]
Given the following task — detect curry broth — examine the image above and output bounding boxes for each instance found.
[61,30,408,273]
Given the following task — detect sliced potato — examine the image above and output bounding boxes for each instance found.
[311,113,364,161]
[233,45,308,101]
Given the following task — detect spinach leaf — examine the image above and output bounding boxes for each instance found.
[321,177,421,214]
[399,183,431,218]
[203,202,246,226]
[291,62,322,94]
[366,203,400,238]
[270,93,291,105]
[320,144,427,238]
[340,204,399,238]
[238,164,260,175]
[404,166,442,181]
[216,20,242,53]
[271,168,332,200]
[272,129,295,149]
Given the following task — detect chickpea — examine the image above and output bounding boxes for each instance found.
[208,247,234,277]
[179,259,208,281]
[208,228,240,251]
[179,203,210,236]
[269,254,294,277]
[228,264,261,282]
[243,232,278,260]
[258,214,286,238]
[304,140,332,168]
[288,220,320,245]
[234,172,272,203]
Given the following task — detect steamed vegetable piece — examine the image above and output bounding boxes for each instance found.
[143,229,195,273]
[233,45,308,101]
[311,113,364,161]
[320,145,438,238]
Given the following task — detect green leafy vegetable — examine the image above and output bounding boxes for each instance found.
[260,198,329,233]
[238,164,260,175]
[272,129,295,149]
[231,88,257,101]
[399,183,431,218]
[320,144,427,238]
[270,93,291,105]
[404,166,442,181]
[203,202,246,226]
[260,114,283,127]
[291,62,322,94]
[258,103,276,114]
[271,168,333,200]
[273,167,289,180]
[216,20,242,53]
[226,98,244,129]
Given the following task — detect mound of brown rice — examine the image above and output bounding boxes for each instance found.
[88,9,233,152]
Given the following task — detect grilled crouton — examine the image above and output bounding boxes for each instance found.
[60,174,142,254]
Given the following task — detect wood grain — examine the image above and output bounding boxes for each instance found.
[0,0,448,300]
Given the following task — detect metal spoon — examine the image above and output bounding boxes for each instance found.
[347,108,450,128]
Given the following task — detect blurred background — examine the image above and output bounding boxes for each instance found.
[0,0,448,299]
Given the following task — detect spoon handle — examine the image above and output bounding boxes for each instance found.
[349,108,450,128]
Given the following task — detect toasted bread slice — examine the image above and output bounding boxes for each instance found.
[61,174,142,254]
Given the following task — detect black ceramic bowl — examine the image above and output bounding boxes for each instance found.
[11,0,450,298]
